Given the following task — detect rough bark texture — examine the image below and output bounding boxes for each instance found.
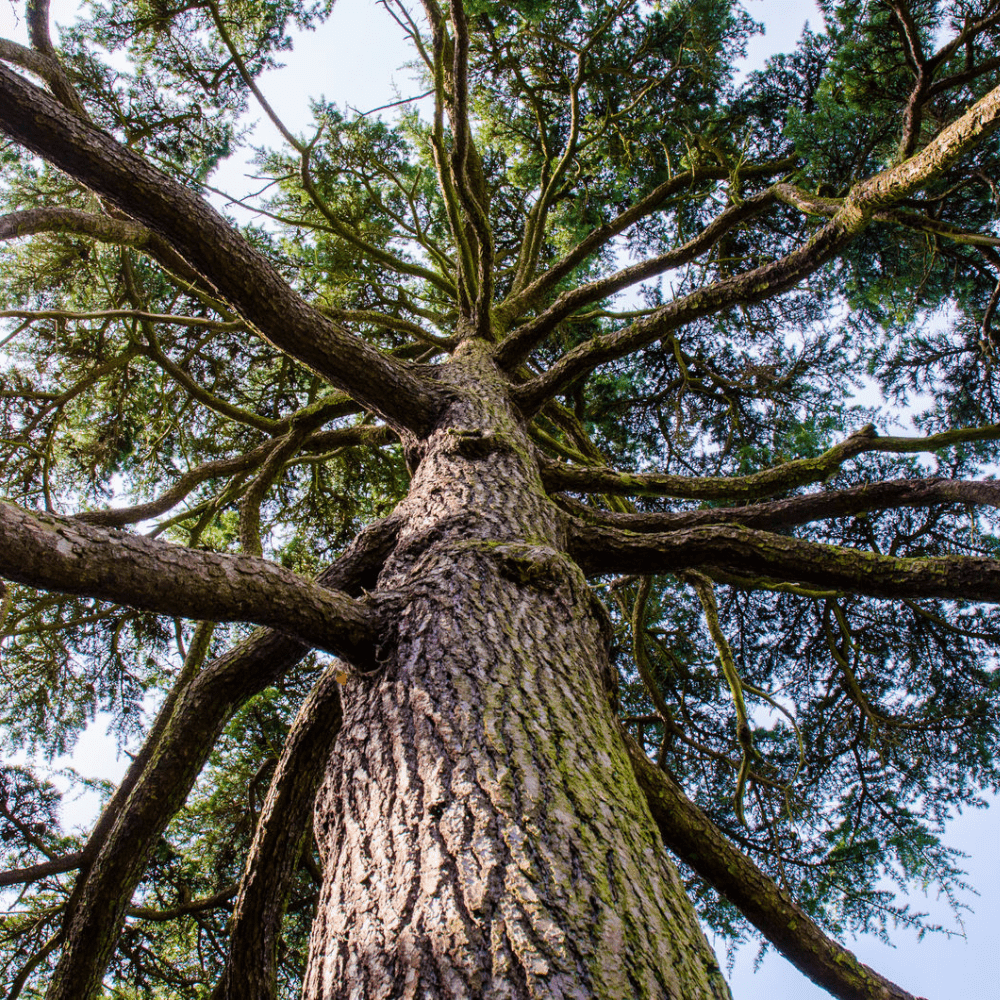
[302,344,731,1000]
[0,501,379,661]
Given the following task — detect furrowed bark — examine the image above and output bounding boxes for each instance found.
[0,502,376,660]
[45,516,402,1000]
[302,343,731,1000]
[0,65,444,434]
[212,662,345,1000]
[568,519,1000,603]
[626,738,923,1000]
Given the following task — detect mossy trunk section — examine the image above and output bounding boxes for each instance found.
[302,346,731,999]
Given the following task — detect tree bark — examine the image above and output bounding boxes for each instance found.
[302,343,731,1000]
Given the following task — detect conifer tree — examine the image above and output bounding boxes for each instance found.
[1,1,998,997]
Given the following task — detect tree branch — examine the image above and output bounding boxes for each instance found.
[448,0,494,338]
[0,502,378,660]
[559,476,1000,533]
[45,514,403,1000]
[494,156,798,329]
[496,189,778,369]
[539,422,1000,500]
[16,0,87,115]
[774,183,1000,248]
[0,851,86,888]
[72,422,386,529]
[568,519,1000,604]
[126,885,238,923]
[0,207,206,286]
[212,661,344,1000]
[0,66,444,434]
[625,735,923,1000]
[513,84,1000,413]
[0,307,241,331]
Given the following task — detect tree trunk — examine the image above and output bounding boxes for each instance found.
[302,344,731,999]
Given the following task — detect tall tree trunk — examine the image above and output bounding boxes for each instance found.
[302,344,731,999]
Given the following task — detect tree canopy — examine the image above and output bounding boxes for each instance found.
[0,1,999,998]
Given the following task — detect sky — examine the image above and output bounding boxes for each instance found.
[1,1,998,998]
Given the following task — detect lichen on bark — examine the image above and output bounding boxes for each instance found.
[302,347,731,999]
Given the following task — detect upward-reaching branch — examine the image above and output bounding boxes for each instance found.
[212,661,345,1000]
[513,84,1000,412]
[498,190,777,365]
[0,65,444,434]
[493,156,797,337]
[448,0,494,337]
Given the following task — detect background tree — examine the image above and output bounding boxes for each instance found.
[0,0,999,997]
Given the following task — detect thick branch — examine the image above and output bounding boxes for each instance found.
[17,0,87,115]
[0,37,56,79]
[626,736,921,1000]
[0,66,443,433]
[514,85,1000,413]
[0,502,377,660]
[539,422,1000,500]
[560,476,1000,532]
[448,0,494,336]
[45,514,403,1000]
[212,662,344,1000]
[775,184,1000,248]
[239,424,313,556]
[568,519,1000,603]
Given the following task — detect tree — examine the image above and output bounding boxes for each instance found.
[0,0,998,996]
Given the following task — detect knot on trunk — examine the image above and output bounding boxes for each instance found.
[443,427,512,460]
[491,542,570,592]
